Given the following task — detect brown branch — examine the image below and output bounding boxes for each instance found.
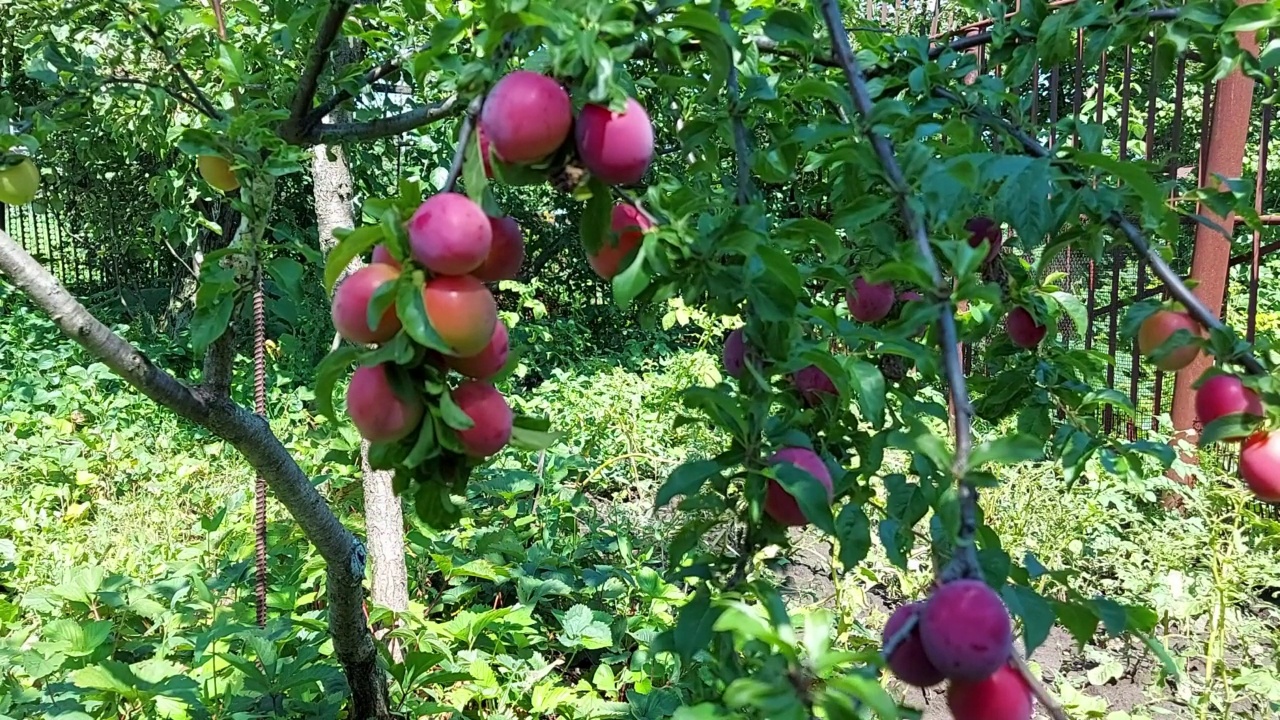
[817,0,979,572]
[288,0,356,126]
[98,76,210,116]
[306,43,431,128]
[0,228,390,716]
[304,94,463,145]
[1011,651,1070,720]
[443,97,481,193]
[125,10,224,120]
[933,86,1268,377]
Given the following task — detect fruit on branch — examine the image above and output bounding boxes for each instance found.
[1195,373,1263,428]
[422,274,498,357]
[407,192,493,276]
[197,155,239,192]
[477,124,495,179]
[793,365,837,406]
[0,157,41,205]
[946,664,1033,720]
[447,321,510,381]
[1137,309,1202,371]
[1005,307,1047,349]
[965,216,1002,264]
[472,215,525,282]
[346,363,424,443]
[764,447,834,527]
[919,579,1013,681]
[882,602,945,688]
[371,244,401,270]
[723,328,749,378]
[480,70,573,164]
[331,263,402,344]
[589,203,652,280]
[1239,430,1280,502]
[846,277,895,323]
[451,381,514,457]
[574,98,655,185]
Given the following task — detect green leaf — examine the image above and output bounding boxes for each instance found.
[509,424,561,451]
[72,660,139,698]
[1048,291,1086,336]
[763,9,813,44]
[612,238,652,309]
[559,604,612,650]
[314,346,361,423]
[402,413,439,467]
[834,502,871,568]
[1053,601,1098,648]
[578,178,612,256]
[826,675,897,719]
[656,460,721,508]
[1074,151,1168,219]
[847,360,886,429]
[326,225,384,293]
[395,280,451,353]
[1088,597,1127,636]
[189,293,234,355]
[1198,412,1264,446]
[771,463,836,534]
[1223,2,1278,32]
[42,619,113,657]
[1003,585,1054,656]
[668,590,723,661]
[995,157,1052,249]
[969,434,1045,467]
[438,389,476,431]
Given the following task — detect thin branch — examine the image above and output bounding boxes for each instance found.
[306,42,431,127]
[442,97,481,193]
[289,0,356,125]
[720,8,755,206]
[610,185,665,227]
[99,76,209,116]
[929,6,1182,60]
[633,35,839,69]
[933,86,1268,377]
[817,2,976,489]
[305,94,462,145]
[1011,651,1070,720]
[123,7,224,120]
[879,611,918,663]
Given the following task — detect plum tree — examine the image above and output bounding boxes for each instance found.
[918,579,1013,681]
[479,70,572,164]
[1005,306,1047,349]
[331,263,402,344]
[371,244,401,270]
[574,97,655,185]
[846,277,895,323]
[407,192,493,276]
[346,363,424,443]
[946,664,1034,720]
[197,154,239,192]
[422,274,498,357]
[1138,309,1202,371]
[792,365,837,406]
[446,321,509,380]
[965,216,1002,264]
[472,215,525,282]
[451,381,514,457]
[1239,430,1280,502]
[882,602,944,688]
[764,447,834,527]
[0,157,40,205]
[1195,373,1263,427]
[588,203,652,279]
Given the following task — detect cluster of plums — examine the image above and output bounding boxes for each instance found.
[477,69,657,280]
[883,580,1033,720]
[332,191,519,458]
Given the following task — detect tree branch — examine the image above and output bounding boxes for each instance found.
[720,8,755,205]
[443,97,481,193]
[1011,651,1071,720]
[633,35,839,69]
[305,42,431,129]
[124,10,224,120]
[0,228,388,717]
[303,94,462,145]
[98,76,210,116]
[814,1,972,486]
[289,0,356,126]
[932,86,1268,377]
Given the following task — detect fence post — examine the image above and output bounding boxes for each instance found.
[1167,0,1263,474]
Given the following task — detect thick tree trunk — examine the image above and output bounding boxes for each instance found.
[311,45,410,621]
[0,229,391,719]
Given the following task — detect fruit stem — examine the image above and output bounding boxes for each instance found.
[878,610,918,663]
[933,86,1268,377]
[818,0,978,549]
[1010,651,1071,720]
